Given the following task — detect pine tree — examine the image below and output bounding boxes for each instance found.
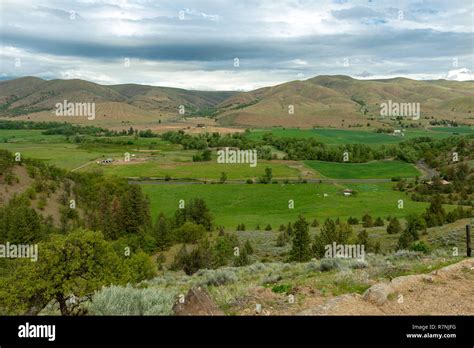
[312,218,352,258]
[153,213,171,251]
[386,217,402,234]
[362,213,374,228]
[374,217,384,226]
[289,215,312,262]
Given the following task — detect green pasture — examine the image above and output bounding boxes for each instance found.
[141,182,434,227]
[304,160,420,179]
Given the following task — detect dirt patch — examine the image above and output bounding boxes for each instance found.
[173,287,224,316]
[299,258,474,315]
[0,166,34,204]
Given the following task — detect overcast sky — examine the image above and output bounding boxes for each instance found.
[0,0,473,90]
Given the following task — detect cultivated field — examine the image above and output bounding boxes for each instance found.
[304,160,420,179]
[247,127,473,144]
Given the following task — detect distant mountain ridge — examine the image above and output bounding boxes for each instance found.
[0,75,473,127]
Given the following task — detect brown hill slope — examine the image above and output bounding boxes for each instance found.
[0,77,236,125]
[1,76,473,128]
[216,75,474,127]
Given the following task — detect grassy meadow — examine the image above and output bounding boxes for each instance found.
[85,160,303,180]
[247,127,472,144]
[142,182,434,227]
[304,160,420,179]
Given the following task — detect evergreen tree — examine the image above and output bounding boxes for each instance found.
[174,198,212,230]
[153,213,171,251]
[0,196,44,244]
[289,215,312,262]
[312,218,353,258]
[386,217,402,234]
[356,229,372,251]
[362,213,374,228]
[374,217,385,227]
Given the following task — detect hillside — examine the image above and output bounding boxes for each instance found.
[216,75,474,127]
[0,77,236,126]
[0,76,473,128]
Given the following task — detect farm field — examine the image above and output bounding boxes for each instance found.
[141,182,435,227]
[246,127,470,144]
[85,160,304,180]
[0,142,121,170]
[304,160,420,179]
[0,129,66,143]
[431,126,474,134]
[0,130,182,170]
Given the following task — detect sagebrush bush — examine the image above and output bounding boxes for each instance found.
[88,285,177,315]
[196,268,238,286]
[305,261,320,271]
[319,258,341,272]
[349,259,368,269]
[391,250,423,259]
[261,273,282,285]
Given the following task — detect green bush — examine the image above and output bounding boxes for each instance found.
[271,283,292,294]
[409,240,431,254]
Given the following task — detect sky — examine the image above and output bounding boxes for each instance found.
[0,0,473,90]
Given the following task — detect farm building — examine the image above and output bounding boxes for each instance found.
[343,189,353,196]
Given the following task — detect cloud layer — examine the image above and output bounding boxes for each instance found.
[1,0,472,90]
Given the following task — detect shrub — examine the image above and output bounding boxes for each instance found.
[409,240,430,254]
[374,217,384,227]
[271,284,292,294]
[233,250,251,267]
[196,268,238,286]
[171,244,208,275]
[264,224,272,231]
[262,273,282,285]
[276,231,290,247]
[37,196,47,210]
[173,222,206,243]
[88,285,176,315]
[243,240,254,255]
[349,260,368,269]
[310,218,319,227]
[319,258,340,272]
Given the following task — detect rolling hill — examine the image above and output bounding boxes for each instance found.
[215,75,474,127]
[0,75,473,128]
[0,77,236,126]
